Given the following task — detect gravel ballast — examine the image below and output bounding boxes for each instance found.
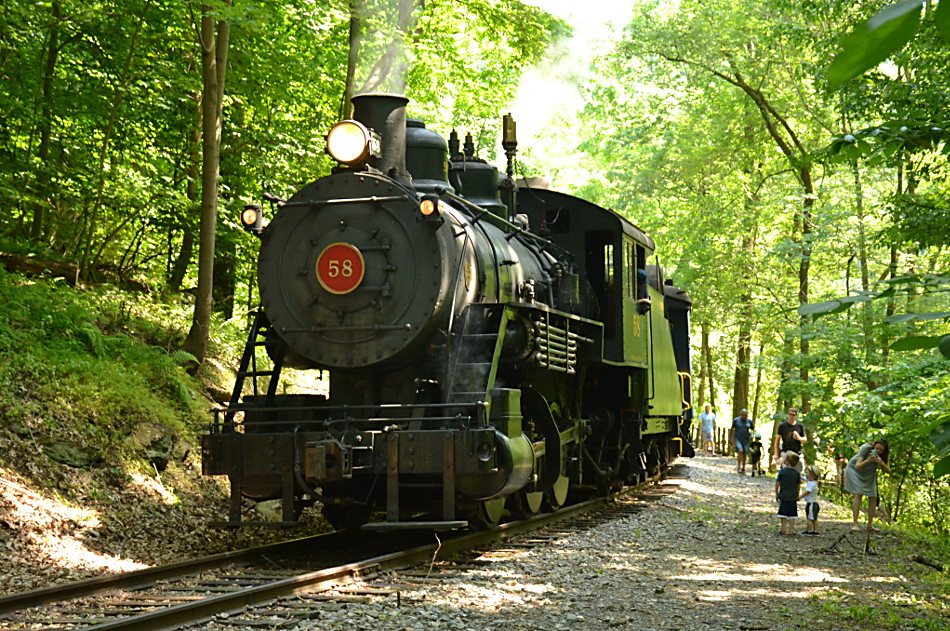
[3,456,948,630]
[287,457,948,631]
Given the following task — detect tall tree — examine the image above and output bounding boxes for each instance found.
[342,0,362,118]
[30,0,64,241]
[78,1,153,278]
[183,0,231,363]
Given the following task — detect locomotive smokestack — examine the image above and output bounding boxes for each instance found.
[351,93,410,186]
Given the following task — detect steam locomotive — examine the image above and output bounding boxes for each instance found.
[202,93,694,530]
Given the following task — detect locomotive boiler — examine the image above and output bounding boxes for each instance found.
[202,93,695,530]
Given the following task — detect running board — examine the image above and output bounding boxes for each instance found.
[210,520,301,529]
[361,520,469,531]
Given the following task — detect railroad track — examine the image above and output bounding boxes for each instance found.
[0,463,685,630]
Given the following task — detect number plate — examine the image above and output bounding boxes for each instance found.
[315,242,366,294]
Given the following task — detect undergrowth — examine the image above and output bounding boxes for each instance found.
[0,268,243,481]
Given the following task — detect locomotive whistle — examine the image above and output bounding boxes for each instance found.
[502,114,519,219]
[502,114,518,150]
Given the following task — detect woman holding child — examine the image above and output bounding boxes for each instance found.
[843,439,890,532]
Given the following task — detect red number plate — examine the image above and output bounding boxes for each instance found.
[315,242,365,294]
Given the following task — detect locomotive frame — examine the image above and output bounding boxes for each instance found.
[202,93,694,530]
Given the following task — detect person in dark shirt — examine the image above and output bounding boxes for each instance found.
[636,269,651,314]
[773,407,807,472]
[732,409,754,474]
[775,452,802,535]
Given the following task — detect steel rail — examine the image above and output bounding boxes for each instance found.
[2,463,683,631]
[72,468,682,630]
[0,533,332,615]
[69,495,608,630]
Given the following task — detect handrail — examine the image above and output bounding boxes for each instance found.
[678,371,692,413]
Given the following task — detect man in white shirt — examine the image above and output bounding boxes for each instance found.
[699,404,716,456]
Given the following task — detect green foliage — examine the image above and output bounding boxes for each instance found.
[0,268,209,456]
[799,274,950,360]
[800,268,950,481]
[892,196,950,249]
[401,0,568,154]
[827,0,924,89]
[821,120,950,167]
[591,0,950,529]
[828,1,950,88]
[1,0,568,326]
[814,353,950,526]
[930,420,950,479]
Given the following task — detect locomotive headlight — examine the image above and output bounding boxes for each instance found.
[326,120,380,166]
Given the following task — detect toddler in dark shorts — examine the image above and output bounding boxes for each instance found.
[799,466,820,534]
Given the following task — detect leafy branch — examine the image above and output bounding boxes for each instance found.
[800,277,950,477]
[827,0,950,89]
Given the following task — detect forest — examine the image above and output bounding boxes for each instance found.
[0,0,948,535]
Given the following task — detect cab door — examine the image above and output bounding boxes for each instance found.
[622,238,649,367]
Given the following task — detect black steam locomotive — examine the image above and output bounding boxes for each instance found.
[202,93,694,530]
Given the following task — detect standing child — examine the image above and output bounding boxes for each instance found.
[775,452,802,535]
[749,433,764,476]
[799,466,820,535]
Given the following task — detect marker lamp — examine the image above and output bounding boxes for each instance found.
[241,203,263,233]
[419,196,442,217]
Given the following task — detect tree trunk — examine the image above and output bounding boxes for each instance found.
[853,162,879,389]
[213,232,236,319]
[168,96,202,291]
[769,335,795,470]
[701,321,716,412]
[169,224,195,291]
[880,160,901,366]
[893,468,907,522]
[655,57,816,414]
[78,1,152,278]
[731,233,755,416]
[342,0,362,119]
[696,344,707,407]
[798,193,813,414]
[183,2,231,364]
[751,340,765,422]
[31,0,63,240]
[0,251,78,283]
[732,324,751,415]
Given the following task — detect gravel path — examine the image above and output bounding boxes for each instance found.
[288,456,948,631]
